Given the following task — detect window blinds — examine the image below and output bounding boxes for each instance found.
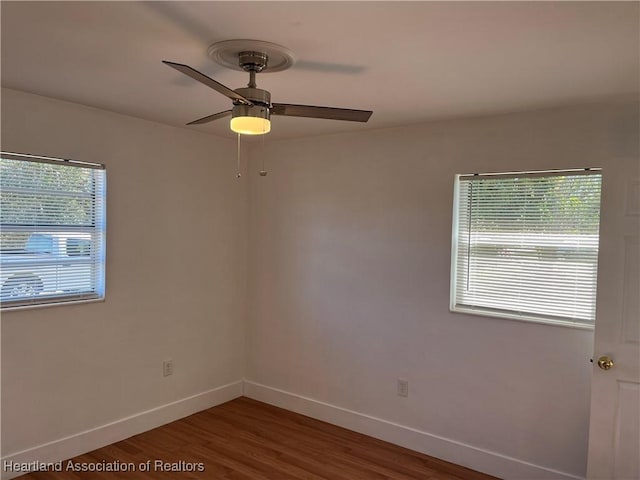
[0,152,106,308]
[451,170,602,326]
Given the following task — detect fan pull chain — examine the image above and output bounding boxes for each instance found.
[259,123,268,176]
[236,133,242,178]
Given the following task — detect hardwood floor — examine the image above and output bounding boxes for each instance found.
[18,397,498,480]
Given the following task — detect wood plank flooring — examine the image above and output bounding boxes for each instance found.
[18,397,498,480]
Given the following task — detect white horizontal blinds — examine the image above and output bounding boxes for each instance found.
[453,170,602,324]
[0,153,106,308]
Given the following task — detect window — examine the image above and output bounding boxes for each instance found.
[451,169,602,328]
[0,152,106,309]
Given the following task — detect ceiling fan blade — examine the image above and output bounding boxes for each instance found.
[271,104,372,122]
[162,61,252,105]
[186,110,232,125]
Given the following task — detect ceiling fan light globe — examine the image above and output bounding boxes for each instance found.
[230,116,271,135]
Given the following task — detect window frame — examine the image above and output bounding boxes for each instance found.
[449,168,602,330]
[0,151,106,310]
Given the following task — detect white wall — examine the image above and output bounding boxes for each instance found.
[245,99,639,479]
[0,88,247,463]
[2,88,638,480]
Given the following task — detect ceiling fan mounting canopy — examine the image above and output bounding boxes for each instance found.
[163,39,373,134]
[237,51,269,73]
[207,39,296,73]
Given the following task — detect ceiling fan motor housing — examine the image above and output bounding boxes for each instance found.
[232,86,271,125]
[234,87,271,106]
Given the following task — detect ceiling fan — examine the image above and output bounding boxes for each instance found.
[163,39,373,135]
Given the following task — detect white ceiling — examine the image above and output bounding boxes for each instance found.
[1,1,638,141]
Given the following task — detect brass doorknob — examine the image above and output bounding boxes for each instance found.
[597,355,614,370]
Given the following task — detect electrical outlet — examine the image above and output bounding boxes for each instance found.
[397,378,409,397]
[163,359,173,377]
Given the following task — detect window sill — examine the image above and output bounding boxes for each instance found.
[1,296,105,312]
[450,305,595,330]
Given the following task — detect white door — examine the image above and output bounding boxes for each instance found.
[587,165,640,479]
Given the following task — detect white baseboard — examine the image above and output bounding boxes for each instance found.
[1,380,243,480]
[2,379,584,480]
[243,380,584,480]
